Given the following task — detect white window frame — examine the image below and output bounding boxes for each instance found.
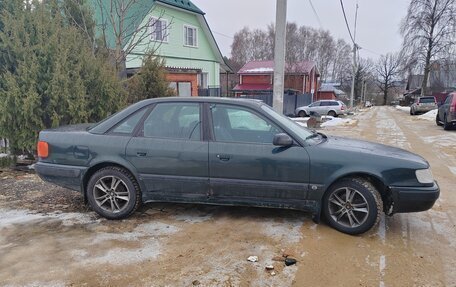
[183,24,198,47]
[150,17,168,42]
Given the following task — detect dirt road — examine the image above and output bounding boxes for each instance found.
[0,106,455,287]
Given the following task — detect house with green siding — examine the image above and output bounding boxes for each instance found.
[91,0,229,97]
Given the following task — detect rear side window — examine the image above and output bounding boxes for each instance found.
[140,103,201,140]
[419,97,435,103]
[330,101,339,106]
[445,95,453,104]
[111,108,147,135]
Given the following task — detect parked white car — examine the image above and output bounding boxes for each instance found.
[295,100,347,117]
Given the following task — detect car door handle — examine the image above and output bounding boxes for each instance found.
[216,154,231,161]
[136,151,147,157]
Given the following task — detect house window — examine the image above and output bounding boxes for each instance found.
[150,17,168,42]
[184,25,197,47]
[198,73,208,89]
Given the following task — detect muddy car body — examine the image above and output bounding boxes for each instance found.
[35,97,439,234]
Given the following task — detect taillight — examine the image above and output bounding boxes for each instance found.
[341,106,345,110]
[37,141,49,158]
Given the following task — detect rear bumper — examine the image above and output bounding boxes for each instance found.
[415,106,436,112]
[390,182,440,213]
[35,162,86,192]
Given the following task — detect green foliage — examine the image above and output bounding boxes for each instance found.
[0,0,124,153]
[126,54,174,104]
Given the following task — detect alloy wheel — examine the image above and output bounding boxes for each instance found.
[328,187,369,228]
[93,176,130,213]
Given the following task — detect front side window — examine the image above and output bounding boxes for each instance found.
[150,17,168,42]
[211,105,281,144]
[184,25,197,47]
[310,101,320,107]
[141,103,200,140]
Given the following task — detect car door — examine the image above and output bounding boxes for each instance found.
[125,102,208,201]
[207,103,311,205]
[308,101,320,114]
[319,101,331,115]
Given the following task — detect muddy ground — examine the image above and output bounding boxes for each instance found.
[0,106,455,287]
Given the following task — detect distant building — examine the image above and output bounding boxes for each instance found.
[317,83,346,101]
[233,60,320,99]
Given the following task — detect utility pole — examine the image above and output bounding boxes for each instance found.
[272,0,287,114]
[349,2,359,109]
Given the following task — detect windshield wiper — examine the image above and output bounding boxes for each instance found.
[305,132,320,140]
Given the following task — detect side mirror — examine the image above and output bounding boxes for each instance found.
[273,133,293,147]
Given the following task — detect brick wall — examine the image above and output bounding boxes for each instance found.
[241,75,272,85]
[166,73,198,96]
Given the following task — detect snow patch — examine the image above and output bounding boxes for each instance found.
[416,109,438,121]
[75,222,179,265]
[0,208,98,229]
[0,153,9,158]
[321,116,356,127]
[448,166,456,176]
[395,105,410,112]
[261,218,303,244]
[171,213,212,224]
[244,68,274,73]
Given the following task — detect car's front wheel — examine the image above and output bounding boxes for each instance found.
[298,110,307,117]
[323,177,383,235]
[436,113,443,126]
[87,167,141,219]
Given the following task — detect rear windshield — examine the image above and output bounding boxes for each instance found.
[419,97,435,103]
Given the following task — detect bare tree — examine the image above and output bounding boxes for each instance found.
[229,22,353,88]
[400,0,455,96]
[375,53,402,105]
[95,0,171,75]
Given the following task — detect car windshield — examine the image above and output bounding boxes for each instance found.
[260,104,314,140]
[420,97,435,103]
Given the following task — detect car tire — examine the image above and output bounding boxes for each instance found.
[436,113,443,126]
[298,110,307,117]
[410,109,414,115]
[328,110,337,117]
[323,177,383,235]
[86,166,141,220]
[443,114,452,130]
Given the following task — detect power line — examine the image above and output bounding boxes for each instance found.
[212,31,233,39]
[308,0,323,28]
[339,0,355,44]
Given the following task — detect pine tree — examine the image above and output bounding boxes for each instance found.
[0,0,124,153]
[126,54,174,104]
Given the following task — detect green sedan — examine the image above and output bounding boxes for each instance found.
[35,97,439,235]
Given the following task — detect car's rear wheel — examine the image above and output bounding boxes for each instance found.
[87,167,141,219]
[323,177,382,235]
[328,110,337,117]
[410,108,414,115]
[298,110,307,117]
[443,114,452,130]
[436,113,443,126]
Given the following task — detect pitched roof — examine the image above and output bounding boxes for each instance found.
[158,0,204,14]
[233,83,273,91]
[238,60,317,74]
[91,0,203,49]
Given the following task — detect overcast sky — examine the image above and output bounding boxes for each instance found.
[191,0,410,60]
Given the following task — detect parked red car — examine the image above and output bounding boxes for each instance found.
[436,92,456,130]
